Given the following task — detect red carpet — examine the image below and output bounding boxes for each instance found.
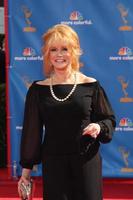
[0,168,133,200]
[103,178,133,199]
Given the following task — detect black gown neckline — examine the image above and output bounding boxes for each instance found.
[33,80,98,87]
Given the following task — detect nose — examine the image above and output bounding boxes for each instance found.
[57,50,64,56]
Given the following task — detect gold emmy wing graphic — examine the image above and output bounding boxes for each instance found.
[117,3,132,31]
[118,76,133,102]
[119,147,133,172]
[22,6,36,32]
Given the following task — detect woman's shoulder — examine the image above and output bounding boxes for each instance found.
[78,72,97,84]
[34,78,50,86]
[83,76,97,83]
[27,79,50,93]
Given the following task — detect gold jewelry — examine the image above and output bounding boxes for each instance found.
[50,73,77,102]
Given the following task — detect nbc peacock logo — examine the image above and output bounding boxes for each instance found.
[109,47,133,61]
[119,118,133,127]
[23,47,36,57]
[14,47,43,61]
[115,117,133,132]
[70,11,83,21]
[61,11,92,26]
[118,47,132,56]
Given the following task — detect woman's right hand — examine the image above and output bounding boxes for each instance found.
[18,168,31,199]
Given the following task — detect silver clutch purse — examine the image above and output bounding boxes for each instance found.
[20,179,33,200]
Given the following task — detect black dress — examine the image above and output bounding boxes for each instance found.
[20,81,116,200]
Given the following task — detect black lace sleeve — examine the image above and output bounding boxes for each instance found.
[91,82,116,143]
[19,83,43,169]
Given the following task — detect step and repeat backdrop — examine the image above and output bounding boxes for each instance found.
[7,0,133,177]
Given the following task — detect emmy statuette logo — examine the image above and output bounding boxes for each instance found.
[118,76,133,102]
[117,3,132,31]
[119,147,133,172]
[22,6,36,32]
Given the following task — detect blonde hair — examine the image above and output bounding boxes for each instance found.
[42,24,82,76]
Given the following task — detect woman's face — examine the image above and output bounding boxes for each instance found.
[49,41,72,71]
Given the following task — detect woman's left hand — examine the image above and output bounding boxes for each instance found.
[83,123,101,138]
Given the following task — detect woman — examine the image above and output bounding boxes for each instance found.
[18,24,116,200]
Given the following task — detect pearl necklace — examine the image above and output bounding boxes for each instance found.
[50,73,77,102]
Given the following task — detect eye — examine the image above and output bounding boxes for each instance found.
[50,48,57,52]
[62,47,68,51]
